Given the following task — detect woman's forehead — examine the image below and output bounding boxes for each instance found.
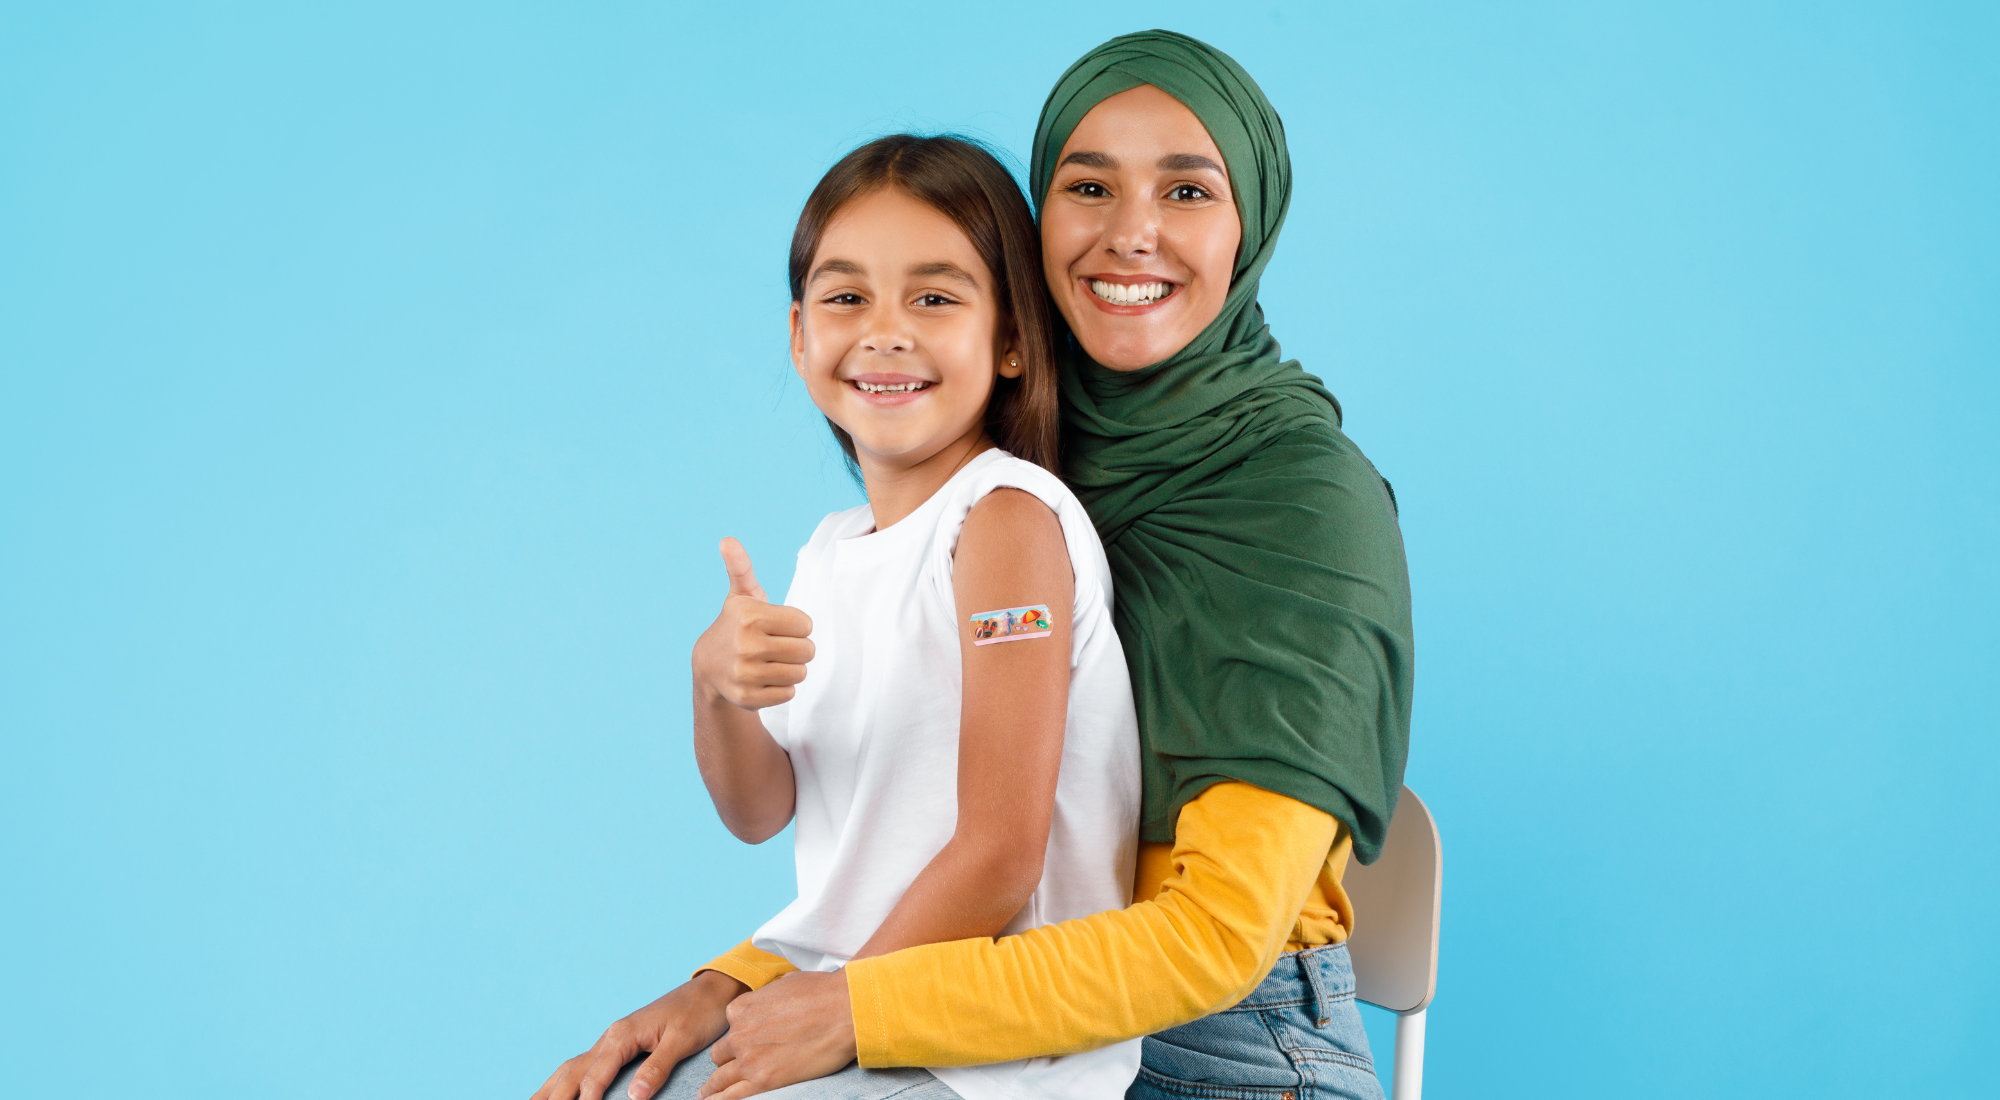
[1060,84,1227,171]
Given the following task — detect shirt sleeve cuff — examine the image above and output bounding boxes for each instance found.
[694,939,798,992]
[843,952,900,1067]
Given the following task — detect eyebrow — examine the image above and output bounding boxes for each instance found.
[809,258,863,283]
[1057,150,1227,175]
[1160,153,1225,174]
[1059,150,1115,169]
[909,261,978,285]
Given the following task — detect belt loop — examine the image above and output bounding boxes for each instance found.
[1296,948,1332,1028]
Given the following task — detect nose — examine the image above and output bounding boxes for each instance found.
[861,312,913,355]
[1102,193,1159,261]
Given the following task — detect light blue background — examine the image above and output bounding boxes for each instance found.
[3,2,1995,1096]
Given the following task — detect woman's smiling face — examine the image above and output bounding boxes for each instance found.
[791,186,1019,471]
[1042,84,1242,372]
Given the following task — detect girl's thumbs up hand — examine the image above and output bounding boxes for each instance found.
[720,536,767,602]
[694,538,815,711]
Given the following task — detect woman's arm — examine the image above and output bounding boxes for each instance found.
[849,487,1074,959]
[697,780,1337,1097]
[690,538,810,843]
[696,939,798,992]
[848,781,1336,1063]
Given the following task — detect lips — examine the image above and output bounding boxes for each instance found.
[844,374,934,405]
[1088,279,1175,306]
[853,379,930,394]
[1079,273,1181,315]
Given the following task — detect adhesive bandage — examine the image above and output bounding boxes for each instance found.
[969,605,1054,645]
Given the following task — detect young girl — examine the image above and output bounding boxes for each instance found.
[535,135,1142,1100]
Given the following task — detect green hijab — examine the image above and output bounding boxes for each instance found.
[1034,30,1414,862]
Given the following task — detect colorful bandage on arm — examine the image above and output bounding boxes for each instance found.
[969,605,1054,645]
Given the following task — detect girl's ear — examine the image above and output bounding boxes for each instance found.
[997,337,1025,380]
[789,301,807,377]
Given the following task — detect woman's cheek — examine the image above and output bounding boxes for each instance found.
[1040,213,1091,319]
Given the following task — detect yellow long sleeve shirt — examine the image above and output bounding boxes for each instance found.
[698,782,1353,1066]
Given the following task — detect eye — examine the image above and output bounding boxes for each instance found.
[1066,181,1110,199]
[822,293,865,306]
[916,293,958,308]
[1168,183,1212,202]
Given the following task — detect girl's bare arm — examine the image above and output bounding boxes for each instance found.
[690,538,810,843]
[850,489,1073,959]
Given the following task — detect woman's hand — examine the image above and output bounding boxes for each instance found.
[532,970,748,1100]
[695,970,857,1100]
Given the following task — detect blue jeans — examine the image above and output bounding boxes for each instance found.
[601,1041,960,1100]
[1129,944,1384,1100]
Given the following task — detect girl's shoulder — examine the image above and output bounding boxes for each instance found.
[939,449,1114,605]
[945,449,1085,521]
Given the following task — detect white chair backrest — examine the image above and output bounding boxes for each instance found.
[1343,785,1441,1015]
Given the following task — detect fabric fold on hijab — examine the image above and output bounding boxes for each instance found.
[1035,30,1414,862]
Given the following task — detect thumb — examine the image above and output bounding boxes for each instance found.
[719,538,766,601]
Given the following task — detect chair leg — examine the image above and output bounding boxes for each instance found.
[1391,1007,1425,1100]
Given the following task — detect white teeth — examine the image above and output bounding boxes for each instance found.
[854,380,930,394]
[1089,279,1173,306]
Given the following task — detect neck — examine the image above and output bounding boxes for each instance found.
[856,425,995,530]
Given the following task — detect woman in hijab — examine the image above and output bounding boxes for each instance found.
[540,30,1412,1100]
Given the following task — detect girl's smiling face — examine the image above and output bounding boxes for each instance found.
[791,186,1021,473]
[1041,84,1242,372]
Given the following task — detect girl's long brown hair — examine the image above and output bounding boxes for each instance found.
[789,134,1059,473]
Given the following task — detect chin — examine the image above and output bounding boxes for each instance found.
[1068,321,1182,373]
[1080,336,1171,372]
[849,432,939,464]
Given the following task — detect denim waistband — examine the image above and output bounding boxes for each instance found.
[1223,943,1358,1027]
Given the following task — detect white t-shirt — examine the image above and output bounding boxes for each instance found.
[752,448,1142,1100]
